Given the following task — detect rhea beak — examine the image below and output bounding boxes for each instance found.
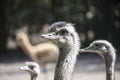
[41,34,49,39]
[80,46,95,53]
[41,33,58,40]
[19,66,29,71]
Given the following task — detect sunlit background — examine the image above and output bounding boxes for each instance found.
[0,0,120,80]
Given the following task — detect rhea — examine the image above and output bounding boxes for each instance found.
[19,62,40,80]
[16,32,59,66]
[80,40,116,80]
[41,21,80,80]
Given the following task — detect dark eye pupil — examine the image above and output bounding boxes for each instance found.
[59,29,68,35]
[95,44,99,47]
[29,66,34,69]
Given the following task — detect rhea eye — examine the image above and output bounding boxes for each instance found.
[59,29,68,35]
[94,44,102,47]
[95,44,99,46]
[29,65,34,69]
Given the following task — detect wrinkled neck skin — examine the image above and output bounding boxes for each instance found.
[104,51,116,80]
[54,33,80,80]
[54,46,78,80]
[31,74,39,80]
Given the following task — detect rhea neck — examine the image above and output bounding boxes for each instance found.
[31,73,39,80]
[54,33,80,80]
[103,50,116,80]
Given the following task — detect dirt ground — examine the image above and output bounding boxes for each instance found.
[0,55,120,80]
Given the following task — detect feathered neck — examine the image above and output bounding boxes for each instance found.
[104,49,116,80]
[54,31,80,80]
[31,73,39,80]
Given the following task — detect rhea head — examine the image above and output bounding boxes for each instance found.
[19,62,40,75]
[81,40,116,62]
[41,21,80,48]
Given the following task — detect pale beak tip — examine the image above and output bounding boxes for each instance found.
[41,34,45,38]
[19,67,22,70]
[79,49,86,53]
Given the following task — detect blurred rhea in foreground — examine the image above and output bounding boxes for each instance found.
[19,62,40,80]
[80,40,116,80]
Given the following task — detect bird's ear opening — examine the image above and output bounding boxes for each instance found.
[104,45,109,51]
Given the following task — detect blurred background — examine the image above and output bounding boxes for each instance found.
[0,0,120,80]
